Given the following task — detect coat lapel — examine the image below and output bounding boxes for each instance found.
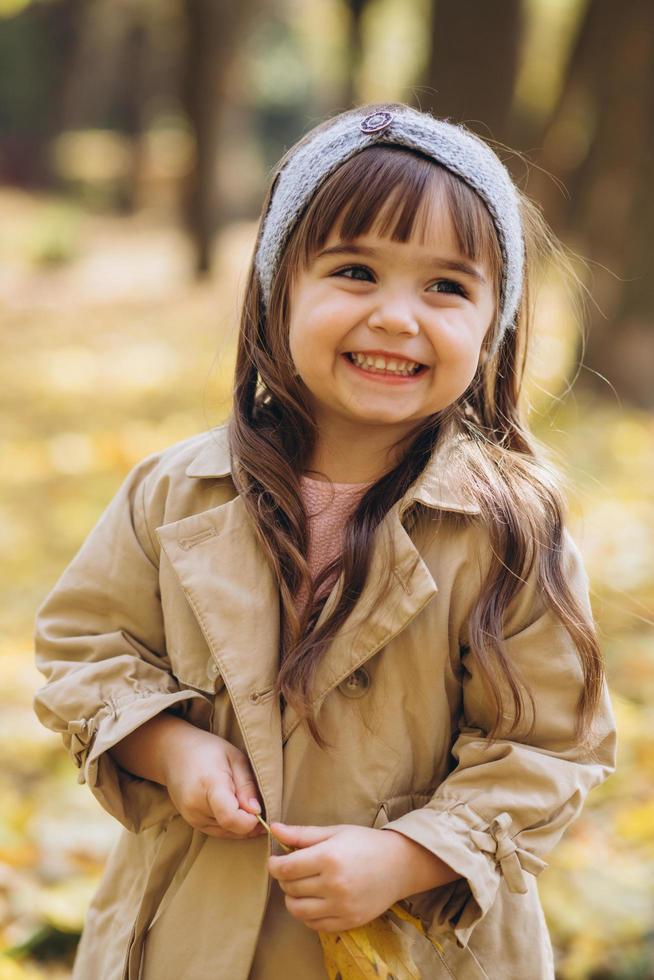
[278,503,441,742]
[158,421,481,800]
[155,494,284,821]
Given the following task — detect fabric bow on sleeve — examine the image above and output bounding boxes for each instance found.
[470,812,547,894]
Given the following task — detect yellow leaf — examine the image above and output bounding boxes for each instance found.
[319,928,392,979]
[389,902,444,956]
[351,915,422,978]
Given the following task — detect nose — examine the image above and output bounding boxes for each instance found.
[367,292,419,336]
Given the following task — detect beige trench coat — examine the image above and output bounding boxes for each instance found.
[33,422,616,980]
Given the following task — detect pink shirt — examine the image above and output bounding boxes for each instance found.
[282,475,373,648]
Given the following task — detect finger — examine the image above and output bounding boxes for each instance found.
[230,754,262,813]
[198,823,265,840]
[268,845,326,882]
[246,822,268,838]
[284,894,330,922]
[277,874,323,898]
[205,784,259,835]
[269,823,337,849]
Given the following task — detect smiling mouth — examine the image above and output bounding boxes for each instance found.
[342,352,428,379]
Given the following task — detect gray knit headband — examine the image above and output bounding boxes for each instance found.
[254,102,525,357]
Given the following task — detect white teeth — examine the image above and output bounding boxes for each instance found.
[349,352,421,375]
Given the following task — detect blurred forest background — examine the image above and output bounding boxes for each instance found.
[0,0,653,977]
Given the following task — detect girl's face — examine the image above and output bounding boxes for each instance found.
[287,183,497,440]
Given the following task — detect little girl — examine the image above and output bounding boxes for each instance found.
[34,102,616,980]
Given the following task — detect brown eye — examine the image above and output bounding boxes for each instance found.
[428,279,467,298]
[334,265,374,281]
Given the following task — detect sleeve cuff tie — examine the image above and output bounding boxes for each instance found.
[469,812,548,894]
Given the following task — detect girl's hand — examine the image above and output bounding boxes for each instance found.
[267,822,410,932]
[163,727,266,840]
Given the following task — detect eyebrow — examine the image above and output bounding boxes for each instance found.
[315,243,487,285]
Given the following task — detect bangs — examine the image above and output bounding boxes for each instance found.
[291,144,502,301]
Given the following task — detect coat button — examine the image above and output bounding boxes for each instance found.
[338,667,370,698]
[206,659,221,681]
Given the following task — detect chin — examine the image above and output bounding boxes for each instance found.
[349,410,417,427]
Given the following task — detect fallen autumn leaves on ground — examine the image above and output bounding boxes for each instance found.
[256,814,444,979]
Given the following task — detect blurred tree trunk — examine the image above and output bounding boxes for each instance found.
[55,0,150,211]
[0,0,88,187]
[181,0,257,276]
[423,0,524,145]
[115,16,148,213]
[48,0,90,146]
[342,0,369,110]
[532,0,654,407]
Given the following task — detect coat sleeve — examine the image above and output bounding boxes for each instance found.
[33,453,209,834]
[380,526,617,948]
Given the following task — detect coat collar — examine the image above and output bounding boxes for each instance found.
[159,420,480,824]
[184,421,481,517]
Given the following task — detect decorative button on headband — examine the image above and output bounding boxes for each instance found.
[359,110,394,134]
[254,103,525,357]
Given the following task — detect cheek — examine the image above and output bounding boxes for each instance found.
[429,316,482,367]
[288,323,330,390]
[289,298,348,365]
[425,320,485,399]
[288,306,313,366]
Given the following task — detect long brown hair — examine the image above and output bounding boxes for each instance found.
[228,103,605,750]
